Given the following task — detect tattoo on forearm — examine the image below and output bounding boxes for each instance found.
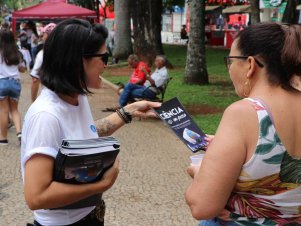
[95,118,117,136]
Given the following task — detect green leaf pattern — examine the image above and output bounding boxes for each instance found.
[260,115,272,137]
[255,143,274,155]
[227,99,301,225]
[255,114,284,165]
[263,153,285,164]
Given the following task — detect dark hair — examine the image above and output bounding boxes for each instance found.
[0,30,20,66]
[27,21,38,38]
[235,23,301,91]
[128,54,139,62]
[40,18,108,95]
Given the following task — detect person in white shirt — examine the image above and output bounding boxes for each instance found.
[0,30,26,145]
[22,18,160,226]
[118,55,169,106]
[30,23,56,102]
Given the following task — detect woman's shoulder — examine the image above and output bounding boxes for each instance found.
[219,99,259,134]
[224,99,256,118]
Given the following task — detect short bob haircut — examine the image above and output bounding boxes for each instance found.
[40,18,108,95]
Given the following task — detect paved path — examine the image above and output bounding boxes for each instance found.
[0,72,199,226]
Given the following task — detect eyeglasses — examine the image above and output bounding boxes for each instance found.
[224,56,264,69]
[83,52,109,65]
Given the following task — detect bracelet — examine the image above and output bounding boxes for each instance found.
[121,107,132,123]
[116,107,132,124]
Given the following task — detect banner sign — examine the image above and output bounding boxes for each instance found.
[260,0,286,9]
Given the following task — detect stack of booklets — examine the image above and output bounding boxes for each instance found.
[53,136,120,209]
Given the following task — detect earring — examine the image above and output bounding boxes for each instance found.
[243,79,251,97]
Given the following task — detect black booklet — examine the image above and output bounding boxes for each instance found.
[53,136,120,209]
[154,97,207,153]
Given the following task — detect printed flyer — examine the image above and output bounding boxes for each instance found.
[155,97,207,153]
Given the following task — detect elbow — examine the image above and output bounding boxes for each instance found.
[25,194,46,210]
[189,205,218,220]
[26,198,40,210]
[190,207,205,220]
[185,191,222,220]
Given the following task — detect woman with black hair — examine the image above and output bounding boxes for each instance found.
[0,30,25,145]
[21,18,160,226]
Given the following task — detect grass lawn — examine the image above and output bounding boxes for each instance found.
[102,44,240,134]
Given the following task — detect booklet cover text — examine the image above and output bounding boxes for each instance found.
[155,97,207,152]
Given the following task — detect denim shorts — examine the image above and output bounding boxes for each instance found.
[0,77,21,101]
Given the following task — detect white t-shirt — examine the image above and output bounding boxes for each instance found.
[21,88,99,225]
[0,54,21,79]
[30,50,43,79]
[144,66,168,88]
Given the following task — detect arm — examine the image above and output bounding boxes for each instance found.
[146,75,155,86]
[23,112,118,210]
[185,100,258,220]
[24,154,119,210]
[95,100,161,136]
[134,64,150,85]
[18,64,26,73]
[18,51,26,73]
[141,68,155,86]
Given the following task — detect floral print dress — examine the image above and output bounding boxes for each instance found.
[226,98,301,226]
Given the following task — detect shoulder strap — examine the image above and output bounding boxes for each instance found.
[246,97,275,124]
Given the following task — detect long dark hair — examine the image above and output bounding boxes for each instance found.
[40,18,108,96]
[0,30,20,66]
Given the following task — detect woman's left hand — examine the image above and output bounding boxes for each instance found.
[124,100,161,118]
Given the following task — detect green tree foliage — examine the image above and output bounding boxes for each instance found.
[69,0,95,10]
[70,0,113,11]
[4,0,23,10]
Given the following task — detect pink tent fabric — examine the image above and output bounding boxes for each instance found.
[12,0,96,33]
[12,1,96,19]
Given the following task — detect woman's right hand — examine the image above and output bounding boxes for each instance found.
[186,164,201,179]
[204,134,214,148]
[125,100,161,119]
[100,156,120,190]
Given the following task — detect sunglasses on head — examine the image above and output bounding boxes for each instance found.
[83,52,109,65]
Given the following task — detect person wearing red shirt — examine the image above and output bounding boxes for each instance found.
[128,54,150,85]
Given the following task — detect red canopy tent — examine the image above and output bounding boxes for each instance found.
[12,0,96,33]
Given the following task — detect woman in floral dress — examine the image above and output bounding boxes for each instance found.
[185,23,301,225]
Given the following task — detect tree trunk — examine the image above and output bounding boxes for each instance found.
[131,0,164,66]
[282,0,298,23]
[250,0,260,24]
[184,0,208,85]
[113,0,133,60]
